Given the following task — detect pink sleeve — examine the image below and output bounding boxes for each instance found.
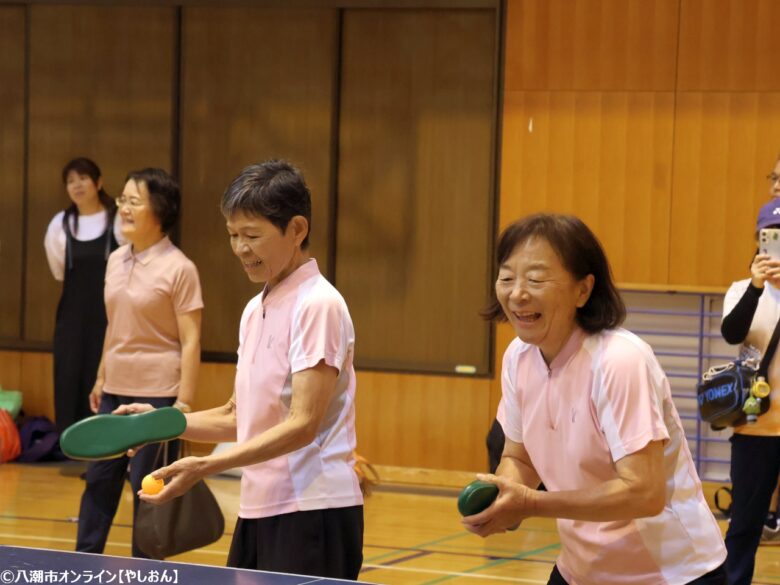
[595,341,670,462]
[497,343,523,444]
[289,295,351,374]
[171,260,204,314]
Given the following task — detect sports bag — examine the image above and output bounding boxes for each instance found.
[697,315,780,430]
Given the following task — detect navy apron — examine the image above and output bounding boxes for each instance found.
[53,213,118,431]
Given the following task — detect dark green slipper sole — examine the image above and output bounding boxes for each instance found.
[457,480,499,516]
[60,407,186,460]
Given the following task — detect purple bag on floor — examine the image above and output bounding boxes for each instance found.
[17,416,66,462]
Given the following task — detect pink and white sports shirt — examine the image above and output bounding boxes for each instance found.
[235,259,363,519]
[498,327,725,585]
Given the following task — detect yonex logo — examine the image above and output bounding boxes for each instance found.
[699,382,735,406]
[774,208,780,216]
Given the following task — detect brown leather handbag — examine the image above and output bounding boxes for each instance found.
[134,441,225,559]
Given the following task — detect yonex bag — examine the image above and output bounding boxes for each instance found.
[697,316,780,430]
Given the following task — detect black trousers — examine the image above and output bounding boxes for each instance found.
[725,433,780,585]
[228,506,364,579]
[547,563,727,584]
[76,393,178,558]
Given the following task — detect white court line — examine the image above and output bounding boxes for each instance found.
[0,534,228,556]
[362,564,546,583]
[0,534,546,583]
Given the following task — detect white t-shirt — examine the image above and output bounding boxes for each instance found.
[44,210,124,281]
[723,278,780,435]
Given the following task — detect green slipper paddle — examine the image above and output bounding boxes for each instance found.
[458,480,499,516]
[60,407,186,461]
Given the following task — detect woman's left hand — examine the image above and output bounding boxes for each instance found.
[138,456,210,505]
[461,473,537,537]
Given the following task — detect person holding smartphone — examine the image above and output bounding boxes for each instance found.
[721,197,780,584]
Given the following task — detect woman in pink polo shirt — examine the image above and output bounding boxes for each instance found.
[119,160,363,579]
[463,214,726,585]
[76,168,203,559]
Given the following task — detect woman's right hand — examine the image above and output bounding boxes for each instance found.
[89,380,104,413]
[112,403,155,416]
[750,254,780,288]
[111,403,157,457]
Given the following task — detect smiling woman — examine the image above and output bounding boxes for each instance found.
[76,168,203,560]
[115,160,364,579]
[43,157,121,432]
[470,214,728,585]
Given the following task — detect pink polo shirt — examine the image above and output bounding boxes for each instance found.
[235,259,363,519]
[498,327,725,585]
[103,237,203,397]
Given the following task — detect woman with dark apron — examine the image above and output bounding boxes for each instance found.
[44,157,122,431]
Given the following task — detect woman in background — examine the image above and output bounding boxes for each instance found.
[76,167,203,558]
[44,157,121,431]
[721,197,780,583]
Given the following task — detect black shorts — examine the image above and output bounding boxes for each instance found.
[548,563,727,585]
[227,505,364,580]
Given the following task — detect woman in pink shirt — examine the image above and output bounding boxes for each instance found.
[119,161,362,579]
[464,214,726,585]
[76,168,203,558]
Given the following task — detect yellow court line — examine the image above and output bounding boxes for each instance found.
[362,564,545,584]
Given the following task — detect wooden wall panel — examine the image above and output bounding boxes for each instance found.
[505,0,679,91]
[0,7,25,341]
[355,371,492,471]
[25,6,174,342]
[194,362,235,413]
[500,90,674,284]
[180,7,337,354]
[19,352,53,420]
[337,9,496,373]
[678,0,780,91]
[0,351,22,392]
[669,93,780,286]
[191,344,496,472]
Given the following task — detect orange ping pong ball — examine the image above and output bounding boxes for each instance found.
[142,474,165,495]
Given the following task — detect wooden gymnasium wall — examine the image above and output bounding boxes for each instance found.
[4,0,780,472]
[0,2,498,472]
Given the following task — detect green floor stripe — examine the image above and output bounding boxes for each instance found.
[364,531,471,563]
[429,541,559,557]
[419,542,561,585]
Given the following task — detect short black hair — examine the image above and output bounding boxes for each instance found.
[125,168,180,233]
[482,213,626,334]
[221,160,312,248]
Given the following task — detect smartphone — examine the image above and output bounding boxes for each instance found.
[759,228,780,259]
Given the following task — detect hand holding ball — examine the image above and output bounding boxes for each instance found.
[142,474,164,495]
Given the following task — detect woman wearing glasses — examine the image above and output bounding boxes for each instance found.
[75,168,203,559]
[722,193,780,584]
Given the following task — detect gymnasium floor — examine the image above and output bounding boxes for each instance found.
[1,461,778,584]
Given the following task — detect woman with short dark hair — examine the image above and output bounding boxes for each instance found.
[116,160,363,578]
[76,168,203,559]
[465,213,726,585]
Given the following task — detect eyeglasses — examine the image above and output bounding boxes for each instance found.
[117,196,144,208]
[767,173,780,184]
